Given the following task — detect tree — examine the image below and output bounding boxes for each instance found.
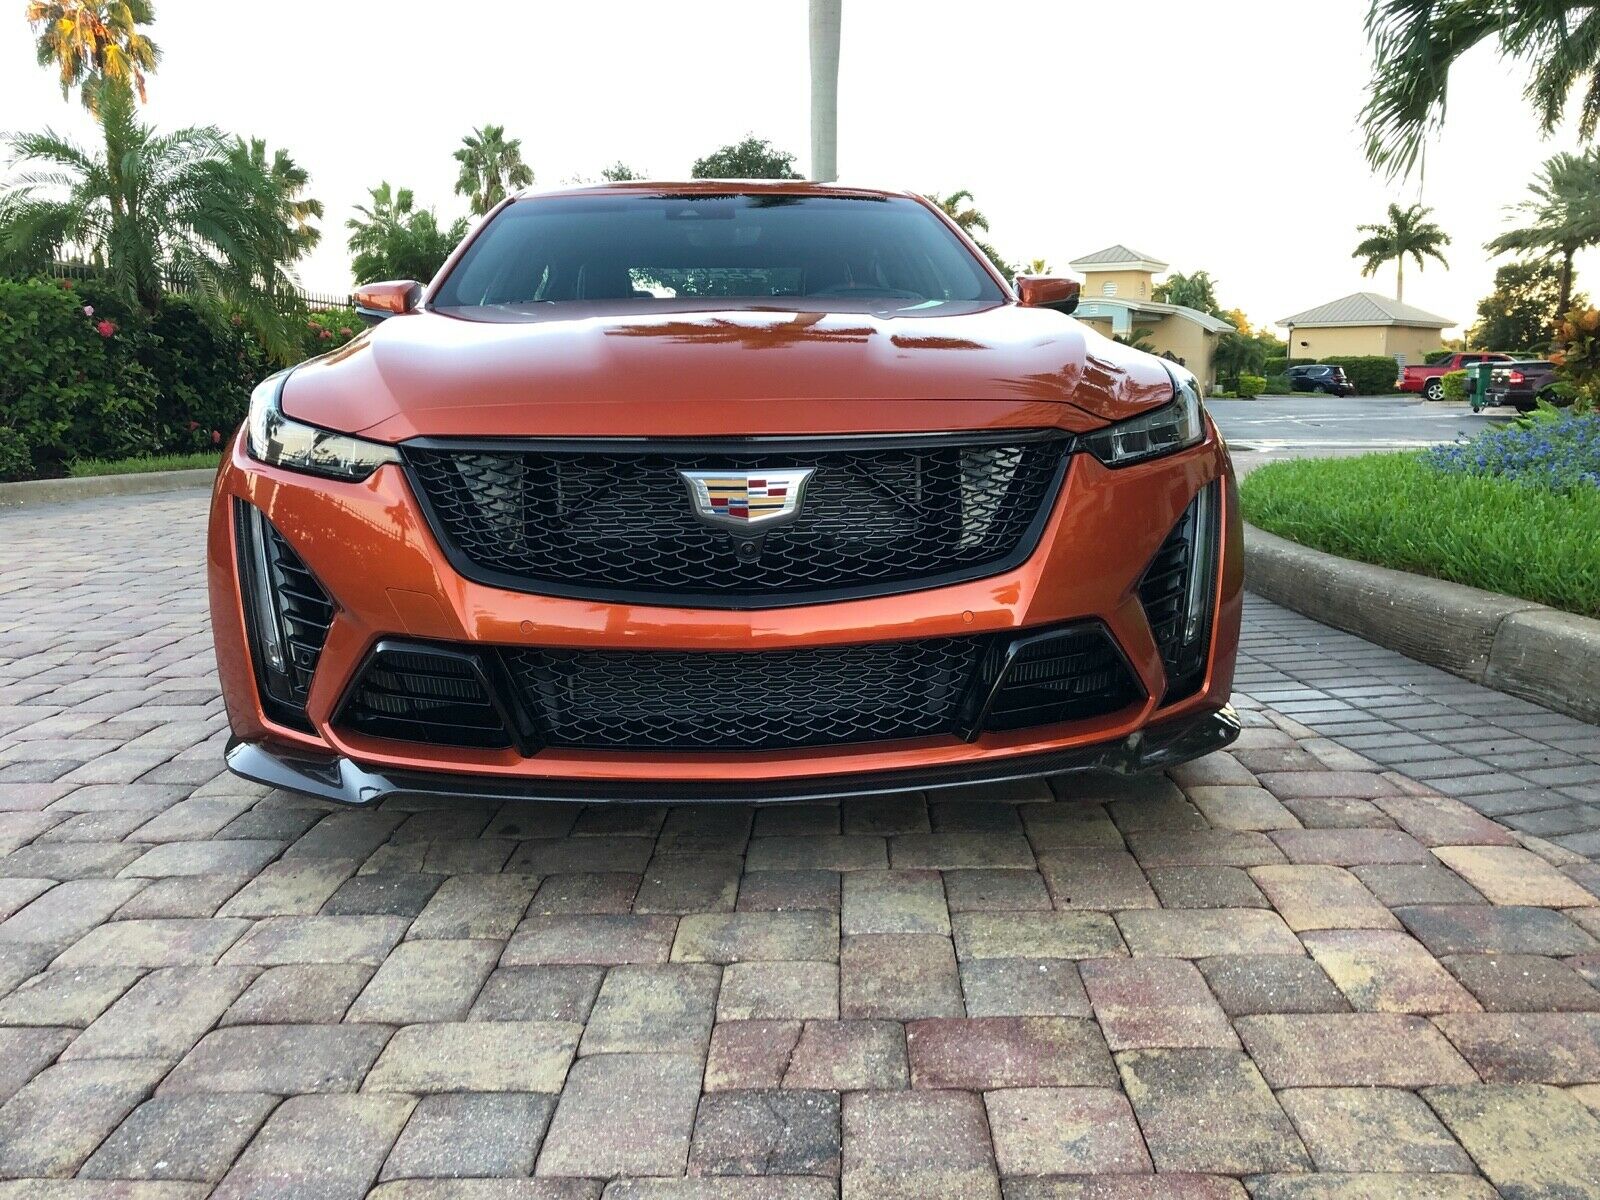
[1352,202,1449,302]
[691,137,802,179]
[925,189,1014,279]
[27,0,159,111]
[346,183,468,284]
[0,88,309,336]
[600,161,641,181]
[1486,150,1600,314]
[1467,260,1577,351]
[452,124,534,217]
[226,137,322,280]
[1362,1,1600,176]
[1155,270,1222,314]
[1023,258,1051,275]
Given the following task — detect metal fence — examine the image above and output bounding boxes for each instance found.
[47,260,354,312]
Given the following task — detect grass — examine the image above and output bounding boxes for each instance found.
[1239,451,1600,618]
[67,451,222,477]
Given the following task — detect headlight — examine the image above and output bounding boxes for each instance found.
[246,373,400,481]
[1080,369,1206,467]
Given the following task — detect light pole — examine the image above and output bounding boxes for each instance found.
[810,0,841,181]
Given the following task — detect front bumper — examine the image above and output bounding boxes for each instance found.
[209,408,1242,802]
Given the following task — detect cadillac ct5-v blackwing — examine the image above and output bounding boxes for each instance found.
[210,182,1241,805]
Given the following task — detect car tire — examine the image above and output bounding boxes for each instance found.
[1424,380,1444,401]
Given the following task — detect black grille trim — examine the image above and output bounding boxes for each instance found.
[1138,484,1220,705]
[233,501,335,733]
[331,624,1143,755]
[400,431,1073,609]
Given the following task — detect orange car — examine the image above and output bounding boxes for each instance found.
[210,181,1241,805]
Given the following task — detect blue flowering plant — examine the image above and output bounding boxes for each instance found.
[1422,411,1600,493]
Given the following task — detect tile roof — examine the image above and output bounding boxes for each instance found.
[1278,292,1454,328]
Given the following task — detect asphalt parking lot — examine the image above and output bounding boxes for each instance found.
[1,491,1599,1199]
[1208,394,1505,455]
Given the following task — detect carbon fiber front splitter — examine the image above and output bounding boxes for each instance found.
[225,705,1240,807]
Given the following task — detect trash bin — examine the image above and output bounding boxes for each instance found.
[1468,359,1497,412]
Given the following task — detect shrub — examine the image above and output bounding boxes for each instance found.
[0,278,158,479]
[1440,369,1469,401]
[141,295,270,453]
[1321,355,1402,395]
[301,307,363,357]
[1422,413,1600,493]
[1264,373,1294,394]
[1237,374,1267,399]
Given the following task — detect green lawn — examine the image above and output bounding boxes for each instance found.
[1239,452,1600,618]
[68,451,222,477]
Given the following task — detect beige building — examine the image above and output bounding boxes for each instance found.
[1277,293,1453,366]
[1066,245,1234,389]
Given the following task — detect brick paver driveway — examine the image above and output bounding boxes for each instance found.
[3,492,1600,1200]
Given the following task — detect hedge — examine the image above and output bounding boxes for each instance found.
[1262,354,1402,395]
[0,277,362,480]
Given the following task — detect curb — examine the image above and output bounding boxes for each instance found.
[0,468,216,509]
[1244,524,1600,725]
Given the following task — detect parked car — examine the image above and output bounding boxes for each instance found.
[1484,360,1564,412]
[211,181,1241,807]
[1286,364,1354,396]
[1397,351,1512,401]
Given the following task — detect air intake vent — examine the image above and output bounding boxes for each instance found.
[975,626,1143,732]
[234,501,335,731]
[338,644,520,750]
[1138,484,1219,704]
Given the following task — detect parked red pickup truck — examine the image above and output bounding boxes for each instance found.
[1397,352,1513,400]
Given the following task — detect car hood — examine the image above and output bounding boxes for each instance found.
[281,301,1177,440]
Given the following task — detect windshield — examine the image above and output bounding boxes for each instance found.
[431,193,1005,316]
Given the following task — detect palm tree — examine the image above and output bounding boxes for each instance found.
[27,0,159,111]
[1361,1,1600,176]
[1156,270,1221,314]
[1352,202,1450,302]
[452,125,534,216]
[1487,149,1600,315]
[0,88,307,334]
[227,137,323,280]
[925,189,1013,278]
[347,183,468,283]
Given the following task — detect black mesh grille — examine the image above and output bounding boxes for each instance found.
[339,646,512,749]
[336,625,1142,755]
[502,638,986,751]
[1138,486,1218,704]
[982,630,1145,731]
[403,433,1071,605]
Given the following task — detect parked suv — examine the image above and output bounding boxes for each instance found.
[1286,364,1354,396]
[211,182,1240,806]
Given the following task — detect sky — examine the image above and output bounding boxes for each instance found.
[3,0,1597,335]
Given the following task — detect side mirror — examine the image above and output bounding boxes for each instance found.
[1015,275,1080,315]
[353,280,423,325]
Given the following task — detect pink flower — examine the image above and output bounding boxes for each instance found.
[338,328,353,338]
[318,329,331,340]
[187,420,200,431]
[211,430,222,445]
[95,319,116,338]
[83,305,94,317]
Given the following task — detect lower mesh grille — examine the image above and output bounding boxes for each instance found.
[1138,485,1219,704]
[502,639,986,751]
[339,645,513,749]
[334,625,1143,754]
